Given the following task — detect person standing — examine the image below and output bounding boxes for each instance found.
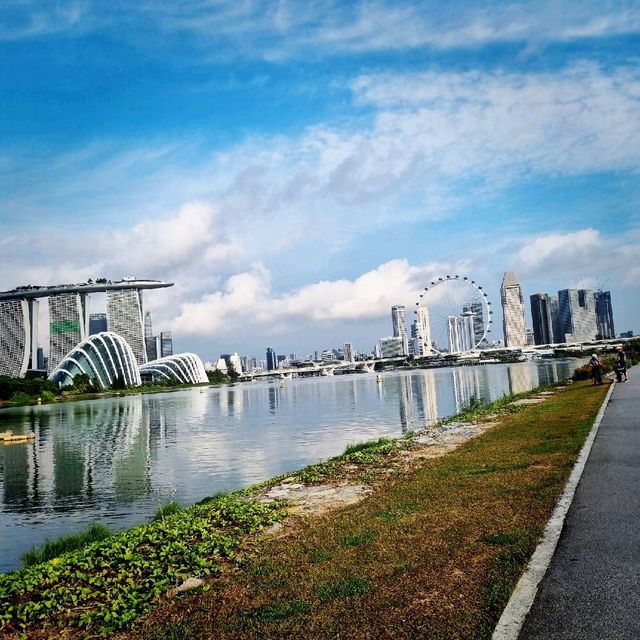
[618,346,629,382]
[589,353,603,385]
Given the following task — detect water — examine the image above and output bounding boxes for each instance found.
[0,360,580,572]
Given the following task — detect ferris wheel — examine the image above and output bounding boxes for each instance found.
[414,275,493,355]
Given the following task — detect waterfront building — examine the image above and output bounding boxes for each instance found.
[549,294,562,343]
[321,349,334,362]
[620,330,634,338]
[391,305,409,356]
[0,278,172,378]
[140,353,208,385]
[36,347,45,371]
[49,293,90,373]
[107,289,146,365]
[89,313,108,335]
[266,348,277,371]
[462,299,485,346]
[594,291,615,339]
[501,272,527,348]
[220,353,242,375]
[558,289,598,343]
[530,293,554,345]
[159,331,173,357]
[378,336,404,358]
[0,300,32,377]
[343,342,354,363]
[413,307,432,357]
[48,332,141,388]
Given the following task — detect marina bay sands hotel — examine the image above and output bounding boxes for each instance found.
[0,278,173,378]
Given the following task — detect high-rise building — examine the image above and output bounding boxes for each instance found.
[463,299,485,346]
[343,342,354,363]
[549,294,562,343]
[391,305,408,355]
[530,293,554,345]
[0,300,31,377]
[49,293,89,372]
[159,331,173,357]
[501,272,527,348]
[266,347,277,371]
[144,311,158,361]
[378,336,405,358]
[89,313,108,335]
[594,291,615,339]
[107,289,146,365]
[36,347,45,371]
[413,307,432,357]
[447,313,475,353]
[558,289,598,343]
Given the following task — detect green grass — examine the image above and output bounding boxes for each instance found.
[152,501,183,521]
[20,523,112,567]
[316,577,371,600]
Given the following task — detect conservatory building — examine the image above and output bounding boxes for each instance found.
[139,353,208,385]
[48,332,142,389]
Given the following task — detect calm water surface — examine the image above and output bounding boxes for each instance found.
[0,360,580,572]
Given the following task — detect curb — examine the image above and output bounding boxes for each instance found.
[491,381,617,640]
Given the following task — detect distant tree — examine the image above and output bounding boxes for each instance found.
[111,375,127,390]
[72,373,95,393]
[227,364,240,382]
[206,369,227,384]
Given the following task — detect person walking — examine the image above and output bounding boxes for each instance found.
[618,346,629,382]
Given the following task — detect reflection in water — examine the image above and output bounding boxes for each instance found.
[0,360,580,572]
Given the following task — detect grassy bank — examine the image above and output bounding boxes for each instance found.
[124,381,609,640]
[0,381,609,638]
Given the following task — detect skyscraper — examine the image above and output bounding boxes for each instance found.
[594,291,615,339]
[343,342,354,363]
[391,305,408,356]
[530,293,554,345]
[0,300,31,377]
[266,347,277,371]
[107,289,146,365]
[412,306,432,357]
[143,311,157,361]
[49,293,89,372]
[558,289,598,343]
[500,272,527,348]
[159,331,173,357]
[463,299,485,346]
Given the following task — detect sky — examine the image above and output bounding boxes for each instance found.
[1,1,639,361]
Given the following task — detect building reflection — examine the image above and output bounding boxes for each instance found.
[397,372,439,431]
[507,363,536,394]
[451,367,483,413]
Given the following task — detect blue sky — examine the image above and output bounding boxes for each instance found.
[1,1,639,360]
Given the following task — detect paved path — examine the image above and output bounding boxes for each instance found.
[519,371,640,640]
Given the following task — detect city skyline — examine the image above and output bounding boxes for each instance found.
[1,2,639,358]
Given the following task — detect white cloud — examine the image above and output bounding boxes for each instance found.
[514,228,602,274]
[170,258,471,336]
[3,1,639,56]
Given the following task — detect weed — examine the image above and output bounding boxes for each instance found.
[20,523,112,567]
[152,501,183,522]
[243,600,310,621]
[341,532,376,547]
[144,621,194,640]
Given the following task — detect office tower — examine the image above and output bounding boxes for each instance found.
[49,293,89,372]
[220,353,242,375]
[413,307,432,357]
[594,291,615,339]
[36,347,45,370]
[159,331,173,357]
[558,289,598,343]
[266,347,277,371]
[143,311,157,361]
[447,314,474,353]
[107,289,146,365]
[549,294,562,343]
[89,313,108,335]
[378,336,404,358]
[530,293,554,345]
[343,342,354,363]
[501,272,527,348]
[391,305,409,355]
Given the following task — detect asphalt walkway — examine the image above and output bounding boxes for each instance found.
[519,370,640,639]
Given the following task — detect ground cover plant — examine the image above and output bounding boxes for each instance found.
[122,380,610,640]
[0,496,285,637]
